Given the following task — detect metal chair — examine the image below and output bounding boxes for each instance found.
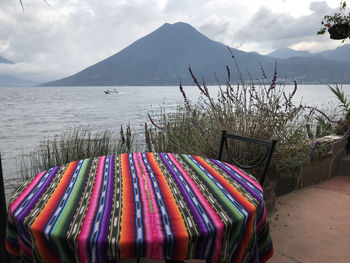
[217,130,277,186]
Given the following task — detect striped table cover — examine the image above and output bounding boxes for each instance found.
[5,152,273,263]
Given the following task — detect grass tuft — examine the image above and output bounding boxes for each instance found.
[17,127,133,181]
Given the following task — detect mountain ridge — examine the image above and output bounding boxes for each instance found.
[35,22,350,86]
[0,74,37,87]
[0,57,37,86]
[267,45,350,62]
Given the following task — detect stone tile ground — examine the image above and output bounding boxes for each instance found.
[269,176,350,263]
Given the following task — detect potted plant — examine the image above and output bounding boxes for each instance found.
[318,1,350,41]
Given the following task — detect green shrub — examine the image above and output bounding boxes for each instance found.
[328,84,350,135]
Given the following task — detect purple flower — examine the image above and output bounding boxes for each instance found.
[191,118,205,134]
[179,83,191,111]
[309,141,320,158]
[147,113,166,131]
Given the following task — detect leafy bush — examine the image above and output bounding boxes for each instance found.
[306,84,350,137]
[328,84,350,135]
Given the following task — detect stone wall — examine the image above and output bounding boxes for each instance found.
[297,135,347,189]
[265,134,348,213]
[273,134,348,197]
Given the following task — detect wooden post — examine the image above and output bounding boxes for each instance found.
[0,153,10,263]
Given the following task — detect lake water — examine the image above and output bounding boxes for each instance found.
[1,84,350,195]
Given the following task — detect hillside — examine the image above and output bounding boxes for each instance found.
[41,22,350,86]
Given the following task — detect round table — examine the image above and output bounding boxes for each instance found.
[6,152,273,263]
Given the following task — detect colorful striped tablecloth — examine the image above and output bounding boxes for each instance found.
[6,152,273,263]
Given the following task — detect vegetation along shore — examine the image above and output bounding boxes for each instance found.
[13,55,350,211]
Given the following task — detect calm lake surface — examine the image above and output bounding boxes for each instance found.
[1,84,350,185]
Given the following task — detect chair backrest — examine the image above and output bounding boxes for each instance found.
[217,130,277,186]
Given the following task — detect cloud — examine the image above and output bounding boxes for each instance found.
[0,1,346,82]
[198,15,232,44]
[162,0,252,46]
[233,1,339,53]
[1,0,247,82]
[0,0,165,82]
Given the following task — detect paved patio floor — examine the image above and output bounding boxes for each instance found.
[269,176,350,263]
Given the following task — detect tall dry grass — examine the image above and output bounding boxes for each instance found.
[145,49,313,180]
[17,126,133,181]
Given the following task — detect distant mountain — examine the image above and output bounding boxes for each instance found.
[267,48,320,59]
[0,74,36,87]
[42,22,265,86]
[269,56,350,83]
[267,45,350,62]
[321,44,350,62]
[0,57,35,86]
[41,22,350,86]
[0,56,13,64]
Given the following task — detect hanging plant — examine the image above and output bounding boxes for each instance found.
[328,23,350,39]
[318,1,350,41]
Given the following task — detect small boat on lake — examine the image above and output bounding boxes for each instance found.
[104,89,118,94]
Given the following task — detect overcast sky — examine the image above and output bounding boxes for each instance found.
[0,0,347,82]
